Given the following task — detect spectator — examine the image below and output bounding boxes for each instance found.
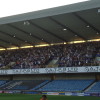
[0,41,99,69]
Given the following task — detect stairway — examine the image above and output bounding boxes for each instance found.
[83,82,96,92]
[5,81,22,89]
[1,81,22,90]
[36,80,53,91]
[34,80,52,90]
[46,57,59,68]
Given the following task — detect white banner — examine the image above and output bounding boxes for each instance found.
[0,66,100,75]
[47,92,59,95]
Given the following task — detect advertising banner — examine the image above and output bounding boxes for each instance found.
[47,92,59,95]
[0,66,100,75]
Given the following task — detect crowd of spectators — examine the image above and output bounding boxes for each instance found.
[0,41,100,69]
[58,42,100,67]
[0,45,62,69]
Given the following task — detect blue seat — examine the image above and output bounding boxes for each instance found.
[87,81,100,93]
[0,80,7,86]
[39,80,94,92]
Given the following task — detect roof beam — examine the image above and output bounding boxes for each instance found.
[74,12,100,34]
[0,36,19,47]
[49,17,87,40]
[0,30,32,46]
[29,20,68,42]
[0,0,100,25]
[0,44,7,49]
[8,24,50,44]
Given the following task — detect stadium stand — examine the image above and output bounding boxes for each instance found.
[0,80,7,86]
[31,80,50,90]
[0,41,100,69]
[38,79,94,92]
[0,0,100,98]
[0,79,97,93]
[1,80,48,90]
[0,74,99,93]
[87,81,100,93]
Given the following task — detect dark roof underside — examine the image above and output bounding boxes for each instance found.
[0,0,100,48]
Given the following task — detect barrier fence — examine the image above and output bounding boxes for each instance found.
[0,66,100,75]
[0,90,100,97]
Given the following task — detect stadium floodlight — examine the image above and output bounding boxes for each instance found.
[0,0,90,18]
[98,9,100,13]
[63,28,67,31]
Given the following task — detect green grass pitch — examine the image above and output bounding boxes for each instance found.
[0,93,99,100]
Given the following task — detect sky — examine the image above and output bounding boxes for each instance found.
[0,0,90,18]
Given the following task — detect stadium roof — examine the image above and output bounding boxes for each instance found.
[0,0,100,49]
